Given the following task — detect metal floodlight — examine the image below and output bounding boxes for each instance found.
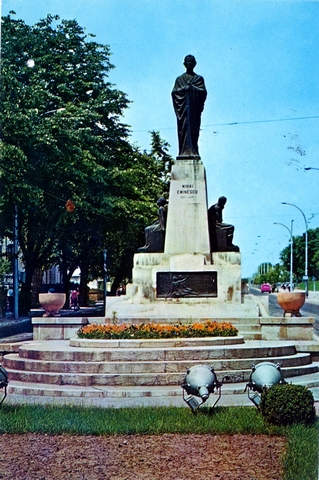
[181,365,222,413]
[245,362,286,407]
[0,365,8,406]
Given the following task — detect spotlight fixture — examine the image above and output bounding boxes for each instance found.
[0,365,8,406]
[245,362,286,406]
[181,365,223,413]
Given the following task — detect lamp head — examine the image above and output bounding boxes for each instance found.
[245,362,286,407]
[0,365,8,406]
[181,365,222,412]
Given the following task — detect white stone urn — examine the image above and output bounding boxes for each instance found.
[277,291,306,317]
[39,293,66,317]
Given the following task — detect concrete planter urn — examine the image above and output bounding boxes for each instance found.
[39,293,66,317]
[277,291,306,317]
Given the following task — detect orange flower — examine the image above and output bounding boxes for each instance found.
[77,321,238,340]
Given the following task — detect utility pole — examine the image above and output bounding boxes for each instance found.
[274,220,294,290]
[282,202,308,296]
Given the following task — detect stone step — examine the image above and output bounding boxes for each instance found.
[16,340,298,362]
[5,362,318,387]
[4,338,319,407]
[5,369,319,408]
[69,336,245,349]
[237,332,262,341]
[3,352,313,375]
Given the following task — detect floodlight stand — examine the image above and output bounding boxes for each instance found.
[182,385,222,413]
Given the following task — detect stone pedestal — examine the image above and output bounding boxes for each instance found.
[105,157,261,323]
[260,316,314,341]
[105,248,260,322]
[164,160,210,258]
[32,317,89,340]
[132,252,242,304]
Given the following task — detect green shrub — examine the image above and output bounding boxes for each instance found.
[260,383,316,426]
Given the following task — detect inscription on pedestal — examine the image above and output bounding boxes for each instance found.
[176,184,198,195]
[157,272,217,298]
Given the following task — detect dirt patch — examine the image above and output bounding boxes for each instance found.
[0,433,286,479]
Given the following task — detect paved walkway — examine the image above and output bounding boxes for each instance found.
[0,304,103,339]
[0,317,32,339]
[307,291,319,301]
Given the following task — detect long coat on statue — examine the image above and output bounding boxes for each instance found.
[172,72,207,157]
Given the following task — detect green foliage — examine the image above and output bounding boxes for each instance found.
[280,228,319,281]
[260,384,316,426]
[255,228,319,286]
[149,130,174,192]
[0,257,11,278]
[253,263,290,285]
[0,13,172,309]
[300,279,319,292]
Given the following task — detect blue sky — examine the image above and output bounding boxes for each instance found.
[2,0,319,277]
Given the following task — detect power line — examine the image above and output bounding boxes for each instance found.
[132,115,319,132]
[206,115,319,127]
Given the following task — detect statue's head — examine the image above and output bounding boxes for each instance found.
[184,55,196,69]
[218,196,227,206]
[157,197,167,207]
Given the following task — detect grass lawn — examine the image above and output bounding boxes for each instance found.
[0,404,317,480]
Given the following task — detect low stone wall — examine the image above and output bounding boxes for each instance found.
[32,317,89,340]
[260,316,315,341]
[31,315,317,343]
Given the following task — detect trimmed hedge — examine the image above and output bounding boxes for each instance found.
[260,383,316,426]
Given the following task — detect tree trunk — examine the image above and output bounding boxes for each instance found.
[61,263,77,308]
[78,262,89,306]
[110,274,122,296]
[19,265,36,316]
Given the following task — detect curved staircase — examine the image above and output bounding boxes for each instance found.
[3,336,319,408]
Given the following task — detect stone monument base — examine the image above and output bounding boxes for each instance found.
[105,251,260,322]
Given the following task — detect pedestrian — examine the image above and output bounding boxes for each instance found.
[7,287,13,315]
[70,288,79,311]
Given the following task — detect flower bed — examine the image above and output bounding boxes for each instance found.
[77,321,238,339]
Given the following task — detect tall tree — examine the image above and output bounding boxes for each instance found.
[0,14,169,312]
[149,130,173,193]
[280,228,319,281]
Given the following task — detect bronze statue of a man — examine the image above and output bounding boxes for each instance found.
[208,197,239,252]
[138,197,167,253]
[172,55,207,158]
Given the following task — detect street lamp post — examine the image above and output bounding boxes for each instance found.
[13,206,19,319]
[282,202,308,296]
[103,249,108,313]
[274,220,294,290]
